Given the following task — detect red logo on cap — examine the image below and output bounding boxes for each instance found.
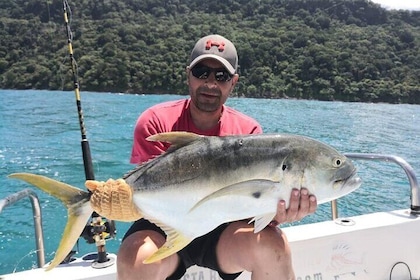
[205,40,225,52]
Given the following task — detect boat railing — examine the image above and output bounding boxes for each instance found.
[334,153,420,219]
[0,188,45,268]
[0,153,418,269]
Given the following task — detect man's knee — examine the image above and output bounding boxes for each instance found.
[254,227,292,262]
[217,222,292,274]
[117,230,178,280]
[118,230,165,261]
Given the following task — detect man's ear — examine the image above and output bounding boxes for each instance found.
[231,74,239,88]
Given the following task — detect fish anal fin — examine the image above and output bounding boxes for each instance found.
[143,225,191,264]
[249,213,277,233]
[147,132,202,149]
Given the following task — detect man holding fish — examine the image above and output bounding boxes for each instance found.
[10,34,360,278]
[118,34,317,280]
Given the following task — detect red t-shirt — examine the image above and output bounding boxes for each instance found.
[130,99,263,164]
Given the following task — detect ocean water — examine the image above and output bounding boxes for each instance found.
[0,89,419,274]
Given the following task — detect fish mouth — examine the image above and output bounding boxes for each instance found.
[338,168,362,190]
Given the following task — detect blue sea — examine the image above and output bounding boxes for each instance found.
[0,89,419,274]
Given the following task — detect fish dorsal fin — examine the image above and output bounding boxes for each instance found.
[143,218,192,264]
[147,132,202,149]
[249,213,277,233]
[189,179,277,213]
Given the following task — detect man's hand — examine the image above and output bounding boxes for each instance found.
[270,188,317,226]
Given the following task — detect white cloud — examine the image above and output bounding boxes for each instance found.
[370,0,420,10]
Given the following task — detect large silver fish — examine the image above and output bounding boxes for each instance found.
[9,132,361,270]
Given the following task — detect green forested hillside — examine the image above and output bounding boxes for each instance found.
[0,0,419,103]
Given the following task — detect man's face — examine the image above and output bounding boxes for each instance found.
[187,59,238,113]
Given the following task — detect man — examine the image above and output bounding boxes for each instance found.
[117,34,317,280]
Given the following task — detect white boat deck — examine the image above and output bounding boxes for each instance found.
[2,208,418,280]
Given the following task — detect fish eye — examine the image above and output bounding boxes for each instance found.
[282,164,287,171]
[333,158,342,167]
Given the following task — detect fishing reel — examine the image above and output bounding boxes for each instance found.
[80,215,116,244]
[76,215,117,268]
[61,216,116,266]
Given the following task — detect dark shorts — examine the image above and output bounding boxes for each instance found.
[123,219,243,280]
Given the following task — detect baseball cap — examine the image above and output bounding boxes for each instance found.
[189,34,238,75]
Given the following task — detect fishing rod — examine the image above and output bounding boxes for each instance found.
[62,0,94,182]
[62,0,115,267]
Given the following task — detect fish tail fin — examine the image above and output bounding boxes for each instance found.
[8,173,93,270]
[8,173,91,208]
[46,203,92,270]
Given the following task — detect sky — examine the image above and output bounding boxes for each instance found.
[370,0,420,11]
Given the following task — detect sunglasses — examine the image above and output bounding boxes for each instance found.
[190,65,233,82]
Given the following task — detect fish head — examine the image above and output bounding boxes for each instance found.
[280,136,362,204]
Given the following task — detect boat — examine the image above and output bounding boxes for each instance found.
[1,152,419,280]
[1,1,418,278]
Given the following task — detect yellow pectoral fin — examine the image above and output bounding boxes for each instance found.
[189,179,277,213]
[143,229,191,264]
